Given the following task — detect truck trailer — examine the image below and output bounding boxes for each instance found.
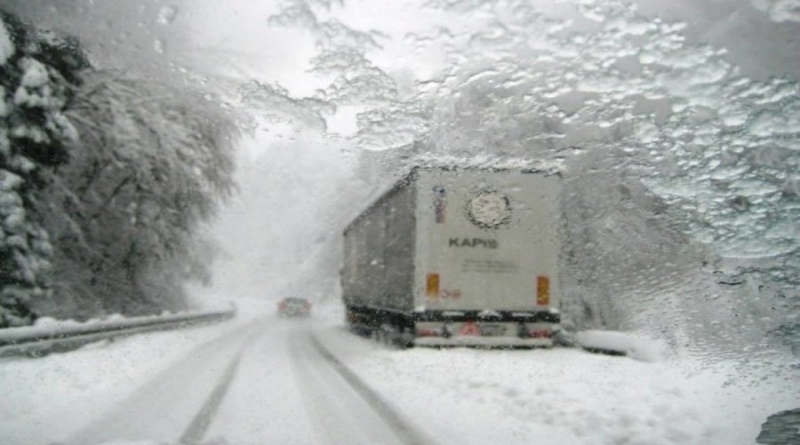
[341,167,562,347]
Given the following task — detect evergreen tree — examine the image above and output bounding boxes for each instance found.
[0,11,87,327]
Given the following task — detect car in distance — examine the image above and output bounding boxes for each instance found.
[278,297,311,318]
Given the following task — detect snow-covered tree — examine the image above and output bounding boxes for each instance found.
[35,71,237,318]
[0,11,87,327]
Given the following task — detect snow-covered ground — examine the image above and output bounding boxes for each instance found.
[313,303,799,445]
[0,298,269,445]
[0,299,796,445]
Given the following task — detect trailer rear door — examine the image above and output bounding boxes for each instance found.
[413,169,561,313]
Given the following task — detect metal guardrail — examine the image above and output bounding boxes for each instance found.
[0,307,236,358]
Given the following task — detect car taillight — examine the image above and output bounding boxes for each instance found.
[279,302,287,309]
[529,329,552,339]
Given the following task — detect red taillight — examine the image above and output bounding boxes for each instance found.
[279,302,287,309]
[530,330,552,339]
[459,321,481,336]
[416,328,441,337]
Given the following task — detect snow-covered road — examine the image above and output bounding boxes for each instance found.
[0,302,797,445]
[203,322,431,445]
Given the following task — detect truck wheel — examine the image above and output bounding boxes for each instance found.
[383,325,400,347]
[395,327,414,349]
[378,327,387,345]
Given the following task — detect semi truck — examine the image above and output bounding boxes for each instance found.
[341,167,562,347]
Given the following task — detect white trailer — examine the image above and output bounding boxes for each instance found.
[341,167,562,347]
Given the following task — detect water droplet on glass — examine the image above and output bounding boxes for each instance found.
[729,195,751,211]
[157,5,179,25]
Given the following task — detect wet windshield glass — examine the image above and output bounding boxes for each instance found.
[0,1,798,445]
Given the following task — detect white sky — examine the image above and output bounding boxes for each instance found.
[182,0,469,305]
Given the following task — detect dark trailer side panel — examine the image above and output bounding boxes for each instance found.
[341,173,417,319]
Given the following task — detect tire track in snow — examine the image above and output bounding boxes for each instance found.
[303,332,436,445]
[178,341,247,445]
[66,322,261,445]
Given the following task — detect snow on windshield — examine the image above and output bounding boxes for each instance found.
[1,1,799,444]
[211,0,799,363]
[1,0,796,365]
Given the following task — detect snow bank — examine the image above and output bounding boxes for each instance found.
[576,330,670,362]
[0,311,256,445]
[0,308,236,345]
[313,302,799,445]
